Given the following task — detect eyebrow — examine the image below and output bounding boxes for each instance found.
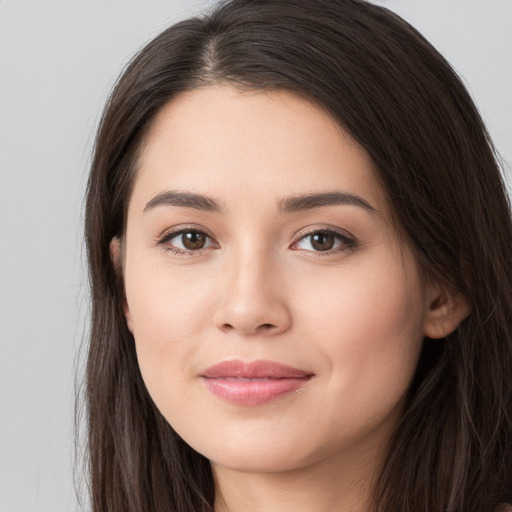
[144,190,224,213]
[278,191,376,214]
[143,190,376,214]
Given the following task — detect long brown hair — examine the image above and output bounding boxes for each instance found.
[83,1,512,510]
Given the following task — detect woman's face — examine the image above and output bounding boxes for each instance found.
[121,86,433,474]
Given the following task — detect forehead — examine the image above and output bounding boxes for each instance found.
[130,86,388,216]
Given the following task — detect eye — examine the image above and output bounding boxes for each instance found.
[292,229,355,253]
[159,228,216,253]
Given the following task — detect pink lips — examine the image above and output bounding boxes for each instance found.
[201,360,313,405]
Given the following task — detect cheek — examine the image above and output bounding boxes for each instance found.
[297,253,426,396]
[285,257,426,451]
[123,255,215,395]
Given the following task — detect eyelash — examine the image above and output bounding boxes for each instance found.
[291,227,357,255]
[157,225,218,256]
[156,225,357,257]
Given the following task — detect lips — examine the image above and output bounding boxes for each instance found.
[201,359,314,405]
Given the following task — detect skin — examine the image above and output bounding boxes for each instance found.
[117,86,468,512]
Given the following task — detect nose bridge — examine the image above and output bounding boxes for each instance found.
[214,241,291,336]
[233,242,274,293]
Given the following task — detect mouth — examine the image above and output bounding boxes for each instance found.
[200,359,314,405]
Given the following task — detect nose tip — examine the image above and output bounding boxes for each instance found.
[213,272,292,338]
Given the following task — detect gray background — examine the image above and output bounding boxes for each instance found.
[0,1,510,511]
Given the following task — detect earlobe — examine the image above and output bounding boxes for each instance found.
[423,284,471,339]
[123,302,135,334]
[109,237,134,334]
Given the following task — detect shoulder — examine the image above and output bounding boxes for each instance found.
[495,504,512,512]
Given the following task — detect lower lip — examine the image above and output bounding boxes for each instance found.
[202,377,311,405]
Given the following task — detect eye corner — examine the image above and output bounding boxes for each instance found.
[291,226,357,255]
[156,225,219,255]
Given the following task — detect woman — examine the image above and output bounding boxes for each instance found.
[83,0,512,510]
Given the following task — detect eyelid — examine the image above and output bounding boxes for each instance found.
[155,223,356,256]
[290,225,357,254]
[156,224,219,253]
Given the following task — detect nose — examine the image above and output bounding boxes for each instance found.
[213,249,292,337]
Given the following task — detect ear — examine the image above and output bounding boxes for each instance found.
[423,282,471,339]
[110,236,123,271]
[110,237,134,334]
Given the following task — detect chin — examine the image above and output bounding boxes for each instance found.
[207,445,315,474]
[182,423,346,476]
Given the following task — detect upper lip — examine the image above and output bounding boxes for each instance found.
[201,359,313,379]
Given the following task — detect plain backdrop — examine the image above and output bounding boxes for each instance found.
[0,1,510,511]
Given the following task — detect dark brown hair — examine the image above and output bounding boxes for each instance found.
[83,1,512,510]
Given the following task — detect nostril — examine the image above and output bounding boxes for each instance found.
[220,322,276,335]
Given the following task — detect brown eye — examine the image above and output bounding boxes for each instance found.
[310,232,335,251]
[181,231,207,250]
[293,229,355,254]
[160,228,215,253]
